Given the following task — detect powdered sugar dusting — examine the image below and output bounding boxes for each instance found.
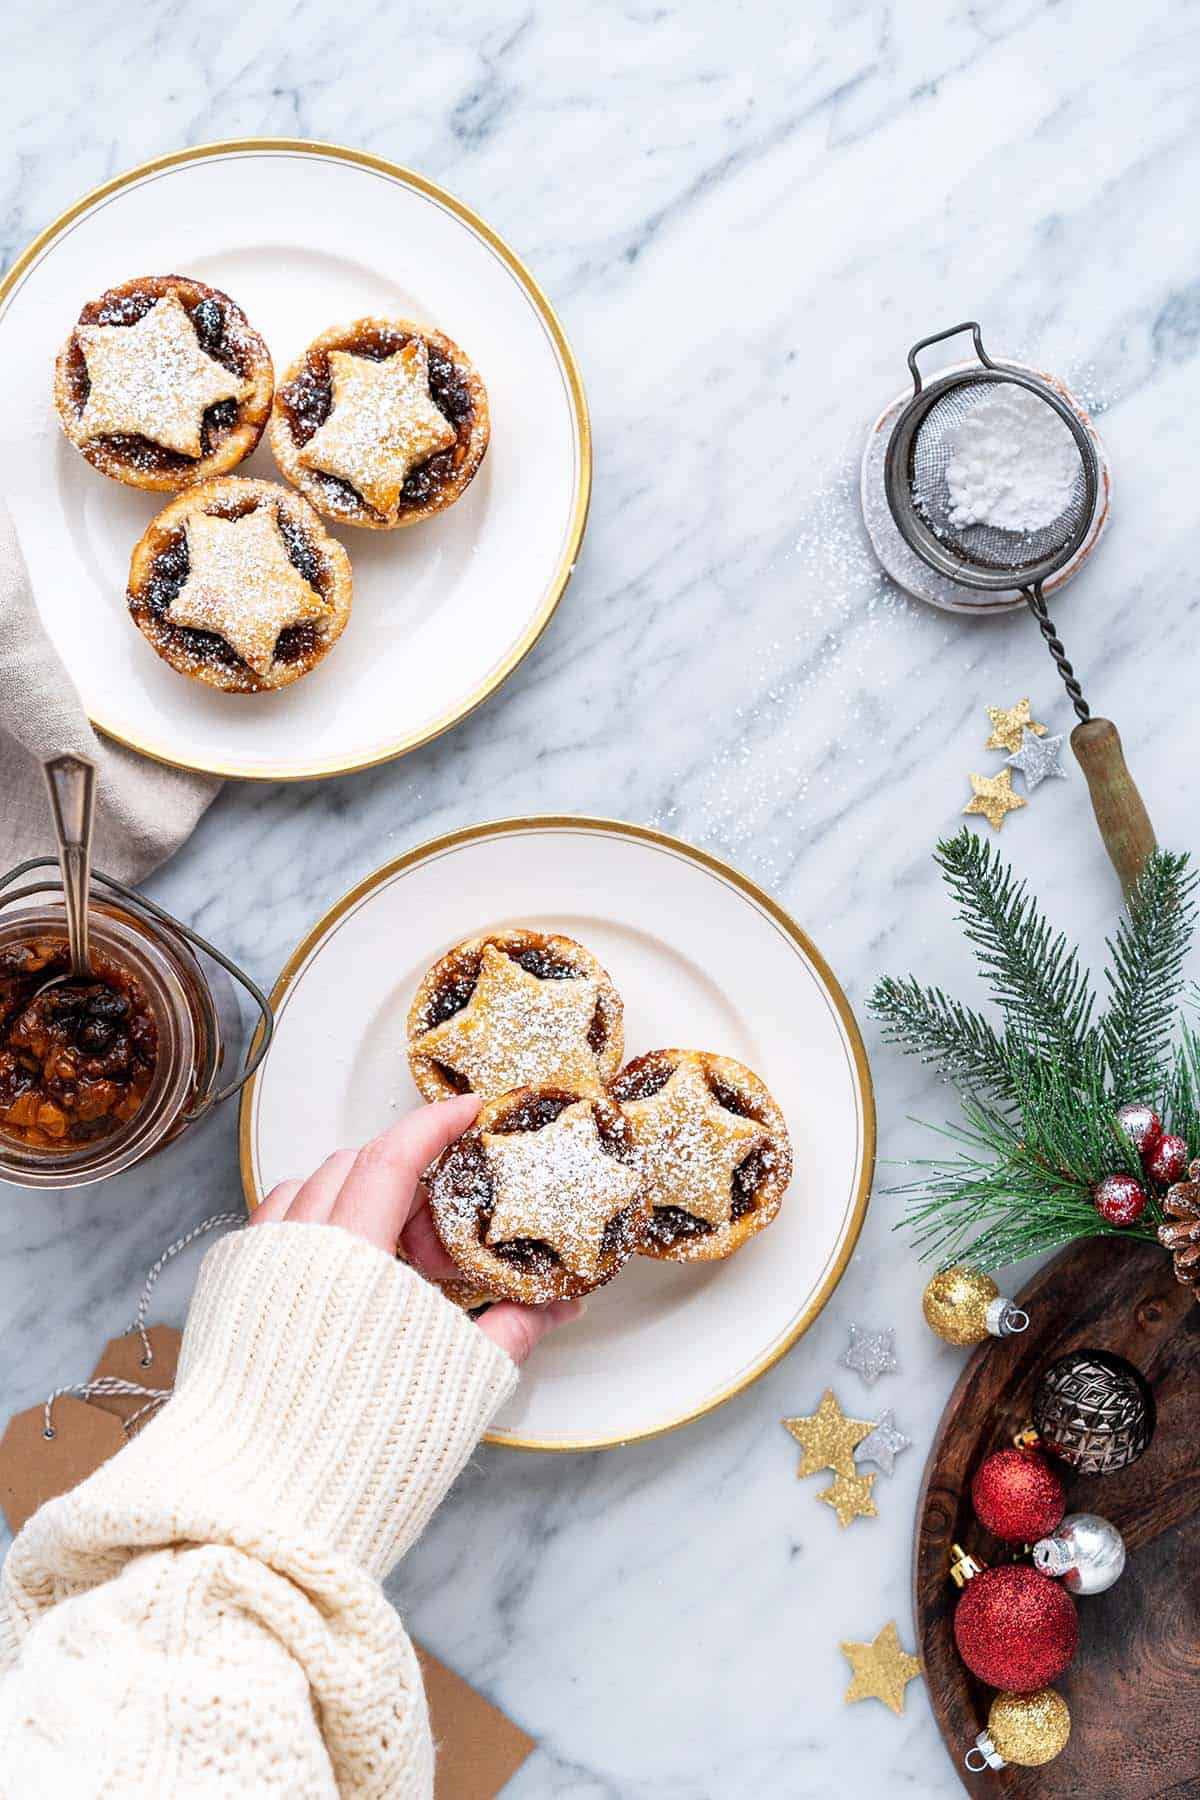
[77,293,253,458]
[483,1101,642,1278]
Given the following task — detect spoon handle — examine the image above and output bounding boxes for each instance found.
[42,754,97,978]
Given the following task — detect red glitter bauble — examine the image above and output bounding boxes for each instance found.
[1145,1132,1188,1187]
[1092,1172,1147,1226]
[954,1566,1079,1690]
[971,1448,1065,1543]
[1115,1102,1162,1158]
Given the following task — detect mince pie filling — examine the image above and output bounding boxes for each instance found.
[0,938,158,1150]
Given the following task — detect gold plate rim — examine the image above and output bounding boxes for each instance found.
[1,137,592,782]
[238,816,876,1452]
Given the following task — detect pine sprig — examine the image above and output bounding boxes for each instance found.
[871,976,1012,1099]
[875,833,1197,1278]
[934,829,1094,1069]
[1100,850,1197,1101]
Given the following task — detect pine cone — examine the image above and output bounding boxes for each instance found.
[1159,1157,1200,1299]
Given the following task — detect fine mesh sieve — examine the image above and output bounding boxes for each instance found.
[882,322,1154,893]
[884,323,1099,723]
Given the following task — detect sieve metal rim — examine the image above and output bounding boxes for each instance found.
[883,321,1099,593]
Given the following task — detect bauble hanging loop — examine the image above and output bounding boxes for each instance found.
[965,1688,1072,1772]
[1033,1512,1126,1595]
[922,1266,1029,1346]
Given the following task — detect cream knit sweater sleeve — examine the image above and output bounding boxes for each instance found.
[0,1221,517,1798]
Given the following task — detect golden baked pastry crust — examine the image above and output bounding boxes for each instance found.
[270,316,489,528]
[407,928,624,1103]
[428,1086,650,1304]
[609,1048,792,1262]
[54,275,273,491]
[126,476,353,695]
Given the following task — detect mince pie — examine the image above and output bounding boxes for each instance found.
[270,316,489,528]
[126,477,353,694]
[54,275,273,491]
[428,1086,650,1304]
[407,929,623,1103]
[609,1049,792,1262]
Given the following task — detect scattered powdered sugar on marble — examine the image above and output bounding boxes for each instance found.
[943,384,1081,532]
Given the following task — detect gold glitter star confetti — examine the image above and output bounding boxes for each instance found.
[76,293,252,457]
[841,1621,922,1715]
[299,340,457,519]
[984,697,1046,754]
[963,768,1026,832]
[783,1390,876,1479]
[817,1469,878,1528]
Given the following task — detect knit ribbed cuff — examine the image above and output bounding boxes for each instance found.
[95,1223,517,1581]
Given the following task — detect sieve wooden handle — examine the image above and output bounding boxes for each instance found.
[1070,718,1156,894]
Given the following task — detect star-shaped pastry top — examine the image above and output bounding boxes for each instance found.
[483,1100,641,1279]
[783,1390,876,1479]
[855,1409,911,1477]
[76,293,252,457]
[984,697,1046,754]
[963,768,1026,832]
[841,1621,922,1715]
[411,945,602,1100]
[622,1060,767,1229]
[299,339,457,519]
[1006,725,1068,791]
[166,508,327,677]
[840,1323,899,1386]
[818,1469,878,1528]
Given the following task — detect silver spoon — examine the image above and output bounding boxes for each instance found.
[35,753,97,996]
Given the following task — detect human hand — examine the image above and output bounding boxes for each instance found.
[249,1095,582,1363]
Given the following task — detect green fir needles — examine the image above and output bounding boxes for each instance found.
[871,830,1198,1271]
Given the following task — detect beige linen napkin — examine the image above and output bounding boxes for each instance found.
[0,501,219,883]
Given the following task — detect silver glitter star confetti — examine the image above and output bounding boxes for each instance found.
[840,1323,898,1385]
[1006,726,1068,791]
[855,1410,911,1476]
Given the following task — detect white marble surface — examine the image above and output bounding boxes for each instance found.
[3,3,1199,1793]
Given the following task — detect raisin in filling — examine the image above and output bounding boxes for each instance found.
[0,938,158,1151]
[132,504,328,674]
[611,1059,674,1104]
[278,326,472,516]
[442,1097,632,1274]
[67,285,253,474]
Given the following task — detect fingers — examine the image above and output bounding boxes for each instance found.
[329,1095,481,1253]
[477,1297,584,1365]
[398,1201,461,1280]
[286,1150,358,1224]
[250,1179,302,1226]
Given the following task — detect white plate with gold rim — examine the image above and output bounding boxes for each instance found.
[0,140,589,780]
[240,818,874,1451]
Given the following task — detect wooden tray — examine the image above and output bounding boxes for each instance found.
[915,1238,1200,1797]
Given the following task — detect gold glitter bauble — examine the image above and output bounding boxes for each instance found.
[989,1687,1071,1767]
[922,1266,998,1345]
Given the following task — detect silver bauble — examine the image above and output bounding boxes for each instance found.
[1033,1511,1126,1595]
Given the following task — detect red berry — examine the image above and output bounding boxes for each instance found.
[1115,1102,1162,1158]
[1093,1172,1147,1226]
[1145,1132,1188,1187]
[971,1447,1065,1543]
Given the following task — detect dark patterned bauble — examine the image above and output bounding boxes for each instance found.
[1033,1348,1155,1474]
[1092,1172,1147,1226]
[1145,1132,1189,1188]
[953,1564,1078,1690]
[971,1447,1065,1543]
[1114,1102,1162,1158]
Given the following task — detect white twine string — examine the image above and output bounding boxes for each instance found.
[43,1377,172,1440]
[129,1212,243,1367]
[42,1212,244,1441]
